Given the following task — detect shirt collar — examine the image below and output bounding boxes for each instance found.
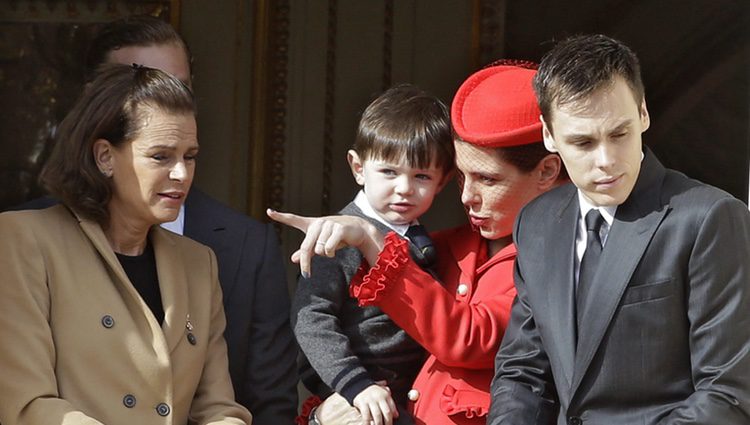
[160,204,185,235]
[577,191,617,227]
[353,190,411,236]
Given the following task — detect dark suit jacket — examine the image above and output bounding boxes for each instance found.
[182,189,298,424]
[15,189,298,424]
[488,150,750,424]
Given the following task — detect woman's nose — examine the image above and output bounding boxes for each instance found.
[461,181,479,206]
[170,161,187,181]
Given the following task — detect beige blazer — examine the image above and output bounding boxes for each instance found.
[0,205,252,425]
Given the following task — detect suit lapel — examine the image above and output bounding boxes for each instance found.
[571,149,669,395]
[151,227,190,353]
[545,188,579,390]
[183,190,242,299]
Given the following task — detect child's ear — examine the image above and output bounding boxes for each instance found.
[536,154,561,190]
[347,150,365,186]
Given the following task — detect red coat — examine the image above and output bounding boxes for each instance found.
[350,224,517,424]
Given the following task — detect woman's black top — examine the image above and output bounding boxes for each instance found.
[116,242,164,325]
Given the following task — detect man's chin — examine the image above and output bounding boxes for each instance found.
[585,192,626,207]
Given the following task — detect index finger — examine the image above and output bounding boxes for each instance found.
[266,208,314,233]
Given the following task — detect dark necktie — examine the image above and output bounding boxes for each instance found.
[576,209,605,332]
[405,224,436,269]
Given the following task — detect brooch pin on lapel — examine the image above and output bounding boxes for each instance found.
[186,314,197,345]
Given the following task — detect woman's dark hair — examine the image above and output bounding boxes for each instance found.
[39,63,195,224]
[494,141,568,181]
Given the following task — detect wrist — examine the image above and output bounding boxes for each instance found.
[308,406,321,425]
[361,223,384,265]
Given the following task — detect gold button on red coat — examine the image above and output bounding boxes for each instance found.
[457,284,469,296]
[407,389,420,401]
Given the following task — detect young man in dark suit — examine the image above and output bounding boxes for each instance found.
[488,34,750,424]
[23,16,298,424]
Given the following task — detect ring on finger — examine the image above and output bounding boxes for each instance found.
[316,241,326,246]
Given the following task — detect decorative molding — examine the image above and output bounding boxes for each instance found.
[321,0,337,214]
[472,0,506,68]
[268,0,289,214]
[248,0,289,219]
[0,0,175,22]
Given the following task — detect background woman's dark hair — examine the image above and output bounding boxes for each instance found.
[494,141,568,181]
[39,64,195,224]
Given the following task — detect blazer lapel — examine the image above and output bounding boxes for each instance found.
[76,213,132,292]
[75,211,171,360]
[151,227,190,353]
[545,188,579,390]
[571,149,669,395]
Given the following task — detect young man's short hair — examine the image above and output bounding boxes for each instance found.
[533,34,645,124]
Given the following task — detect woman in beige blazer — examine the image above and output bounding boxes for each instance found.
[0,64,252,425]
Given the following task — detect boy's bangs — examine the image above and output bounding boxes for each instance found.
[369,135,435,170]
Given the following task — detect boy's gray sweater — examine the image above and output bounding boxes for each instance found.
[292,202,426,406]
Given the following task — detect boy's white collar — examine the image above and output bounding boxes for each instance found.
[353,190,412,236]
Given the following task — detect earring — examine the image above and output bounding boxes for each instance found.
[101,168,113,178]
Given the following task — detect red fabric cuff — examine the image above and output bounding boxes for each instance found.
[295,395,323,425]
[439,384,490,418]
[349,231,410,307]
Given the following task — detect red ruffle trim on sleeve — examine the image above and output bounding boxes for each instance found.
[295,395,323,425]
[349,231,410,307]
[439,384,490,418]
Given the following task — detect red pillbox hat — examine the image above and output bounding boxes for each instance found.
[451,62,542,147]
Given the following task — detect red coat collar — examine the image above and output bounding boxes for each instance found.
[435,224,517,279]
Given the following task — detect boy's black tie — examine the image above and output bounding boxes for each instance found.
[405,224,436,269]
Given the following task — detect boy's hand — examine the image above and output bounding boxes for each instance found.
[353,384,399,425]
[266,209,384,277]
[315,392,365,425]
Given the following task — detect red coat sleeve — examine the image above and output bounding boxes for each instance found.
[350,232,516,370]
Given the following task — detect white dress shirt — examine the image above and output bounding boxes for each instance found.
[159,205,185,235]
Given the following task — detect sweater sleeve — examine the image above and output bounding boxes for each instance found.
[291,249,375,405]
[350,231,515,369]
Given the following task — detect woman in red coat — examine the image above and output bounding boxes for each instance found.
[274,62,566,425]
